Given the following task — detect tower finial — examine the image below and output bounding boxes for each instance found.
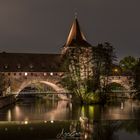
[74,11,78,19]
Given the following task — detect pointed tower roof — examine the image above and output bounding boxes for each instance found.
[65,18,92,47]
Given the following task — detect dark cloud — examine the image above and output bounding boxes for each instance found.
[0,0,140,59]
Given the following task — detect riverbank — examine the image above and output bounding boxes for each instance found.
[0,95,16,109]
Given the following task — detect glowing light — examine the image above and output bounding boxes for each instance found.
[44,73,47,76]
[50,72,53,76]
[114,68,118,72]
[51,120,54,123]
[84,133,88,139]
[44,120,47,123]
[89,106,94,118]
[25,72,28,76]
[7,110,11,122]
[24,121,28,124]
[121,102,124,110]
[15,106,21,118]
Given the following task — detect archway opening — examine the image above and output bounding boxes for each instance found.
[106,82,126,92]
[16,81,68,100]
[18,82,57,99]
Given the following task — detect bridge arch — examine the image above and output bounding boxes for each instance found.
[17,80,64,94]
[106,76,132,91]
[6,72,69,99]
[105,82,126,91]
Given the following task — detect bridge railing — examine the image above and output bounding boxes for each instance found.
[110,90,136,93]
[10,91,70,95]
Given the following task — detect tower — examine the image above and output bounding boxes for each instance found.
[62,17,94,80]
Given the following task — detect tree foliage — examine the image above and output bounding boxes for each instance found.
[61,42,116,104]
[133,58,140,95]
[93,42,116,92]
[119,56,138,75]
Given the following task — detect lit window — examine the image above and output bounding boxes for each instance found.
[25,72,28,76]
[50,72,53,76]
[44,73,47,76]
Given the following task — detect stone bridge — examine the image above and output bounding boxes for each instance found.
[101,76,134,98]
[106,76,133,90]
[4,72,68,99]
[3,72,135,99]
[6,73,133,94]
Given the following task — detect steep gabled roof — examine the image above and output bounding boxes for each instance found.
[65,18,92,47]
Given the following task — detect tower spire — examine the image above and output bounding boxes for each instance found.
[65,17,91,47]
[74,12,78,19]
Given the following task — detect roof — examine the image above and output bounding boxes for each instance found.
[0,52,63,72]
[65,18,92,47]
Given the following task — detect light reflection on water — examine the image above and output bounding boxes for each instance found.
[0,98,140,122]
[0,98,140,139]
[0,99,94,122]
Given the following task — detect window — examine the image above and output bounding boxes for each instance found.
[44,73,47,76]
[29,64,33,69]
[50,72,53,76]
[17,64,21,69]
[25,72,28,76]
[4,65,8,69]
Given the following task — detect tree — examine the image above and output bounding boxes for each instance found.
[119,56,138,75]
[93,42,116,92]
[133,58,140,96]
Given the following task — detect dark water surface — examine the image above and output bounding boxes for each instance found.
[0,98,140,139]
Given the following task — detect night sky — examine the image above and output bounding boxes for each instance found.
[0,0,140,60]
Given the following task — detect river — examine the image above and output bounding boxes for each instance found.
[0,98,140,139]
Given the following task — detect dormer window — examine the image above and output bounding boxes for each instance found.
[17,64,21,69]
[29,64,33,69]
[4,65,8,69]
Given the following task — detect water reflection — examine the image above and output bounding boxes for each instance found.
[0,99,94,121]
[101,99,140,120]
[93,120,140,140]
[0,98,140,121]
[1,98,140,139]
